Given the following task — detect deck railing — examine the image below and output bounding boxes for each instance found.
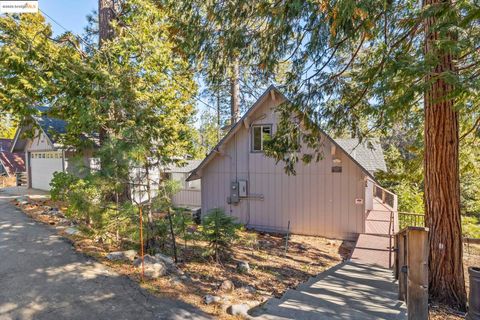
[398,212,425,229]
[373,184,397,210]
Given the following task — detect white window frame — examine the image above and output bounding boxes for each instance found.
[251,124,272,152]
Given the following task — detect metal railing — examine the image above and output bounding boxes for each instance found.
[398,212,425,230]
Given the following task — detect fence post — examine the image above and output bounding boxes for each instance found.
[406,227,429,320]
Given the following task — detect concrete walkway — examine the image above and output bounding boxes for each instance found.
[0,188,211,320]
[250,261,406,319]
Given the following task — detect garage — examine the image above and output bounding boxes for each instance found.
[30,151,64,190]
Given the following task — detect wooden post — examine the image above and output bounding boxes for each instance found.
[407,227,429,320]
[394,233,400,279]
[398,231,407,301]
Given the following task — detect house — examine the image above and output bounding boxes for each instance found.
[10,107,94,190]
[187,86,394,240]
[11,107,201,206]
[165,160,202,208]
[0,138,25,178]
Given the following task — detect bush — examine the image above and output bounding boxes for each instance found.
[201,208,241,263]
[462,215,480,239]
[173,209,196,249]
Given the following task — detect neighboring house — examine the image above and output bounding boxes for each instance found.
[10,107,201,205]
[0,138,25,177]
[187,85,392,240]
[165,160,202,208]
[11,107,93,191]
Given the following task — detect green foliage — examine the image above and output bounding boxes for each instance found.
[462,216,480,239]
[376,143,424,214]
[201,208,241,262]
[173,209,196,248]
[192,110,220,158]
[0,114,16,139]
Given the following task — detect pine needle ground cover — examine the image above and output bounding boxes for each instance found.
[14,197,352,318]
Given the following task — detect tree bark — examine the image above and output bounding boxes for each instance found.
[230,57,240,125]
[423,0,467,310]
[98,0,115,47]
[98,0,115,146]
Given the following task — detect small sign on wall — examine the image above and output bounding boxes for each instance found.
[355,198,364,205]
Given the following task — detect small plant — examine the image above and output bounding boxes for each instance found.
[201,208,241,263]
[173,209,196,249]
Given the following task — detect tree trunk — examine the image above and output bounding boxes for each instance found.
[145,163,156,252]
[98,0,115,146]
[424,0,466,310]
[98,0,115,46]
[230,57,240,125]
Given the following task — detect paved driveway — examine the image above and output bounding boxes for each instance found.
[0,189,211,320]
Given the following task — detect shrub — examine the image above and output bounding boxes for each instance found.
[201,208,241,263]
[173,209,196,249]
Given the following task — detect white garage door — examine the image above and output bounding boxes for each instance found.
[30,151,63,190]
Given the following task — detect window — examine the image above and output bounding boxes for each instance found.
[251,125,272,152]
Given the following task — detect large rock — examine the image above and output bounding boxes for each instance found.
[65,227,80,235]
[133,255,167,279]
[226,304,250,317]
[237,261,251,274]
[133,254,157,267]
[203,295,222,305]
[154,253,174,265]
[239,285,256,294]
[106,250,137,262]
[219,279,235,292]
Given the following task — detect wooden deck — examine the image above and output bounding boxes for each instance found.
[250,261,406,319]
[351,199,398,268]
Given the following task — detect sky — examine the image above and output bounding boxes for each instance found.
[39,0,97,36]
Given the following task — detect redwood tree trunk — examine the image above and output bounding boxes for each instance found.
[424,0,466,310]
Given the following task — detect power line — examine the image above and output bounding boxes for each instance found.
[39,8,218,113]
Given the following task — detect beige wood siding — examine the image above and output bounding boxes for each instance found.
[201,95,367,240]
[26,129,55,152]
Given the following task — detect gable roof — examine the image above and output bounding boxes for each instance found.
[335,139,387,173]
[0,139,25,176]
[186,85,386,182]
[31,106,67,144]
[11,106,98,152]
[165,160,203,173]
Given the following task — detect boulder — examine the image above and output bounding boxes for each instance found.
[133,255,167,279]
[240,285,256,294]
[133,254,157,267]
[143,263,167,279]
[65,227,80,235]
[203,295,222,305]
[219,279,235,292]
[226,304,250,317]
[106,250,137,262]
[237,261,251,274]
[154,253,174,265]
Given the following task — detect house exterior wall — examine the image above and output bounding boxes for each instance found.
[200,94,367,240]
[171,172,201,207]
[26,129,55,152]
[24,130,92,191]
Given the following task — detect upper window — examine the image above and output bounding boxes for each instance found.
[251,125,272,152]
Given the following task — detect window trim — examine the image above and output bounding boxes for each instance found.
[251,124,273,153]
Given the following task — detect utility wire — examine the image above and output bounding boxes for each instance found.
[39,8,218,112]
